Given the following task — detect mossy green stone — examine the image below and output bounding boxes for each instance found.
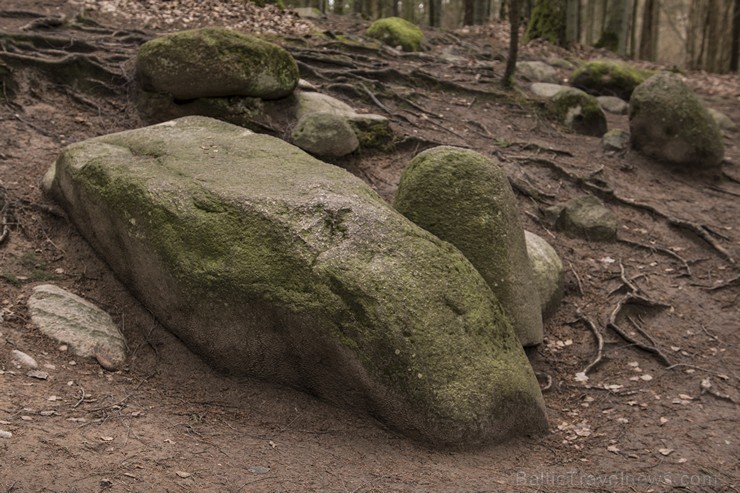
[395,146,544,347]
[629,72,724,170]
[45,117,547,446]
[367,17,424,52]
[547,87,607,137]
[136,27,299,100]
[571,60,652,100]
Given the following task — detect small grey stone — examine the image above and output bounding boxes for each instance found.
[602,129,630,153]
[530,83,570,98]
[707,108,737,133]
[27,370,49,380]
[291,112,359,157]
[11,350,38,369]
[28,285,127,368]
[0,430,12,439]
[555,195,618,242]
[517,61,560,83]
[597,96,629,115]
[525,231,565,320]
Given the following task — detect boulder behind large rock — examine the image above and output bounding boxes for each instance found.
[43,116,547,446]
[395,146,544,347]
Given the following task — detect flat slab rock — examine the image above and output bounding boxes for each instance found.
[43,116,547,446]
[27,284,127,369]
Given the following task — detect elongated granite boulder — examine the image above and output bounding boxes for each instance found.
[43,116,547,446]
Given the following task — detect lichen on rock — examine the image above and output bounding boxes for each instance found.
[571,60,651,100]
[395,146,544,347]
[366,17,424,52]
[135,27,299,100]
[629,72,724,170]
[547,87,607,137]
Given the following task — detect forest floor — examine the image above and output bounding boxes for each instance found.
[0,1,738,492]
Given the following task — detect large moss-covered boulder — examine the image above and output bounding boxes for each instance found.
[136,28,299,100]
[367,17,424,52]
[547,87,607,137]
[43,116,547,446]
[629,73,724,170]
[395,147,544,347]
[571,60,650,100]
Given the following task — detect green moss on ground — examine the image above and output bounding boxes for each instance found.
[366,17,424,52]
[571,60,653,100]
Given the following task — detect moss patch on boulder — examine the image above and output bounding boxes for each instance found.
[547,87,607,137]
[136,27,299,100]
[366,17,424,52]
[395,146,544,347]
[629,72,724,170]
[571,60,651,100]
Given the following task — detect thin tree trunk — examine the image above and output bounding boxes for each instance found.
[502,0,520,88]
[732,0,740,71]
[639,0,657,60]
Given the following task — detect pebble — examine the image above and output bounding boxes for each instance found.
[0,430,12,439]
[11,350,38,369]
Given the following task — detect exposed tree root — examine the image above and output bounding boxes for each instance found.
[512,155,736,264]
[704,274,740,291]
[617,237,692,277]
[606,262,673,366]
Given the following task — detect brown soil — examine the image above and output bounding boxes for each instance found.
[1,2,738,492]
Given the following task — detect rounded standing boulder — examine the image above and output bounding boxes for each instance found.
[629,72,724,170]
[395,146,544,347]
[136,27,299,100]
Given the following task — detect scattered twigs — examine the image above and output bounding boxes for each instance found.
[617,236,692,277]
[73,384,86,409]
[509,142,574,157]
[667,217,735,264]
[578,314,604,376]
[700,378,737,404]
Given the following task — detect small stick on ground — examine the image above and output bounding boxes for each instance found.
[569,261,584,296]
[579,314,604,375]
[705,274,740,292]
[73,384,86,409]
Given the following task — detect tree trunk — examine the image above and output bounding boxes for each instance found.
[429,0,442,26]
[597,0,631,55]
[524,0,566,45]
[464,0,475,25]
[565,0,579,45]
[638,0,658,61]
[502,0,520,87]
[732,0,740,71]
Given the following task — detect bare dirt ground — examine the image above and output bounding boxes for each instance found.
[0,2,738,492]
